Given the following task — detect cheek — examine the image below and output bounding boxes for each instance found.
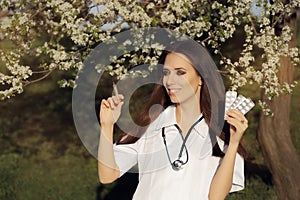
[162,77,167,87]
[190,73,201,86]
[190,78,199,88]
[183,76,198,87]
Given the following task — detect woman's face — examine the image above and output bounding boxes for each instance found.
[163,52,202,104]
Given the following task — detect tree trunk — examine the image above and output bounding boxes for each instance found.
[258,8,300,200]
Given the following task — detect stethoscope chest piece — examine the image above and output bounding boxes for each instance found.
[172,160,184,171]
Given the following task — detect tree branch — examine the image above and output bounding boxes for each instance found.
[250,16,259,35]
[0,11,9,18]
[22,69,54,87]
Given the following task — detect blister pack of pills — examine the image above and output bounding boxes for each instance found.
[225,91,255,115]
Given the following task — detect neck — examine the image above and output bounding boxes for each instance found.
[176,98,201,135]
[176,85,201,124]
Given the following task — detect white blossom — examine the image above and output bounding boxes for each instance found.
[0,0,299,116]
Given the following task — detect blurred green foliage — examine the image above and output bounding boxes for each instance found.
[3,67,299,199]
[0,15,299,200]
[3,67,298,200]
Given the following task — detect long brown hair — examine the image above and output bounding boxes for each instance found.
[116,41,247,159]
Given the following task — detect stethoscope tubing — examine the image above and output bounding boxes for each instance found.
[161,115,204,170]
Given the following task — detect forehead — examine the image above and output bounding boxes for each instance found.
[164,52,194,69]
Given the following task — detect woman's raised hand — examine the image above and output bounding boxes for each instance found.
[224,109,248,145]
[100,94,124,126]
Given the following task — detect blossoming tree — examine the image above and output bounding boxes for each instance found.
[0,0,299,198]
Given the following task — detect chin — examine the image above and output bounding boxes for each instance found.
[170,97,180,104]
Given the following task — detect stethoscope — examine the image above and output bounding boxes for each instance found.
[161,115,204,171]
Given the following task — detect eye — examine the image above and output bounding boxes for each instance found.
[176,70,186,75]
[163,69,170,76]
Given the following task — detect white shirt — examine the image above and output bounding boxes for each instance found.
[113,105,244,200]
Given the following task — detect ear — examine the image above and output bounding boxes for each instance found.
[198,77,202,86]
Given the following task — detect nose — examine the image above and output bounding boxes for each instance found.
[164,71,176,86]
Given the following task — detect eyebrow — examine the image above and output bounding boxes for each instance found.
[174,67,186,70]
[163,67,187,70]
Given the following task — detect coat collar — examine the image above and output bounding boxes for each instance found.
[154,105,205,137]
[154,105,177,130]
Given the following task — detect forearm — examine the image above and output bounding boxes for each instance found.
[208,142,239,200]
[98,124,120,184]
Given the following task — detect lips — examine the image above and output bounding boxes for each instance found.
[167,88,180,95]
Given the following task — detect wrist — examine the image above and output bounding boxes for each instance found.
[228,141,239,149]
[100,120,114,128]
[101,124,114,137]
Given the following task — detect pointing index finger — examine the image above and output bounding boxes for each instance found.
[113,82,120,103]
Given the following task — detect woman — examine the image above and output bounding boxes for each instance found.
[98,40,248,200]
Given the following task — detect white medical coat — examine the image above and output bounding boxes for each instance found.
[113,105,244,200]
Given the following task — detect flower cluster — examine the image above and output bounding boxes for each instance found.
[0,0,299,115]
[219,0,300,114]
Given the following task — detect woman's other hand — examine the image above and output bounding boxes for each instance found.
[100,94,124,126]
[224,109,248,145]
